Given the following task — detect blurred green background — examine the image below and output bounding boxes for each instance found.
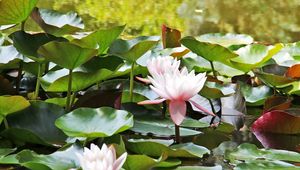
[34,0,300,43]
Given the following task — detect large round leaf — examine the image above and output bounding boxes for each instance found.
[0,45,30,69]
[16,143,82,170]
[0,96,30,117]
[9,31,65,62]
[38,41,98,70]
[230,44,283,72]
[31,8,84,36]
[55,107,133,137]
[0,0,38,25]
[180,36,238,64]
[197,33,253,47]
[3,101,66,146]
[239,82,273,106]
[71,25,125,54]
[109,36,159,63]
[126,139,210,158]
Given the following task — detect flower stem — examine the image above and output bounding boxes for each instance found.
[16,62,23,93]
[66,69,73,112]
[3,118,9,129]
[175,124,181,144]
[209,61,217,78]
[33,63,42,100]
[162,101,167,118]
[21,21,25,31]
[129,62,135,102]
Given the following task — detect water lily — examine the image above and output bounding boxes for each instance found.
[76,143,127,170]
[138,57,215,125]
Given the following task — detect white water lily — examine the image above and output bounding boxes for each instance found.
[76,143,127,170]
[139,56,215,125]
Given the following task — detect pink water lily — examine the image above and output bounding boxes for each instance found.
[76,143,127,170]
[138,56,215,125]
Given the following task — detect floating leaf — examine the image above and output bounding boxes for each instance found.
[286,64,300,79]
[162,24,181,48]
[109,36,159,63]
[0,0,38,25]
[252,109,300,134]
[230,44,283,72]
[235,160,300,170]
[9,31,65,62]
[226,143,300,163]
[38,41,97,70]
[71,25,125,54]
[263,96,292,113]
[123,154,167,170]
[200,81,235,99]
[175,165,222,170]
[0,96,30,117]
[239,82,273,106]
[180,36,238,64]
[17,143,82,170]
[126,139,210,158]
[31,8,84,36]
[3,101,66,146]
[55,107,133,137]
[197,33,253,47]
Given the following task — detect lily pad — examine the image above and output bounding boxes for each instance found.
[16,142,82,170]
[71,25,125,54]
[126,139,210,158]
[55,107,133,137]
[239,82,273,106]
[109,36,159,63]
[197,33,253,47]
[3,101,66,146]
[162,24,181,48]
[0,0,38,25]
[180,36,238,64]
[31,8,84,36]
[0,96,30,117]
[226,143,300,163]
[235,160,300,170]
[38,41,98,70]
[230,44,283,73]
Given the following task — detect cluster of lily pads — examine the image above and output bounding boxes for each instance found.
[0,0,300,169]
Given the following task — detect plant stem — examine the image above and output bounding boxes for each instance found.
[21,21,25,31]
[3,118,9,129]
[16,62,23,93]
[33,63,42,100]
[209,61,217,78]
[208,98,216,115]
[66,69,73,112]
[129,62,135,102]
[162,101,167,118]
[175,124,181,144]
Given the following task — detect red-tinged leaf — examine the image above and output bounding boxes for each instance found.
[286,64,300,79]
[263,96,292,113]
[252,110,300,134]
[161,24,181,49]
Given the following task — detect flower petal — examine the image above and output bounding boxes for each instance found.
[188,97,216,116]
[113,152,128,170]
[135,76,151,84]
[169,100,186,125]
[138,98,166,105]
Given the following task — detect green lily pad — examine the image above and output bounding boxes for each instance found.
[55,107,133,138]
[124,154,167,170]
[3,101,66,146]
[126,139,210,158]
[175,165,222,170]
[31,8,84,36]
[253,64,295,87]
[0,96,30,117]
[235,160,300,170]
[180,36,238,64]
[197,33,253,47]
[0,0,38,25]
[239,82,273,106]
[230,44,283,73]
[0,148,17,165]
[9,31,65,62]
[71,25,125,54]
[41,68,114,92]
[109,36,159,63]
[16,143,82,170]
[226,143,300,163]
[38,41,97,70]
[200,81,235,99]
